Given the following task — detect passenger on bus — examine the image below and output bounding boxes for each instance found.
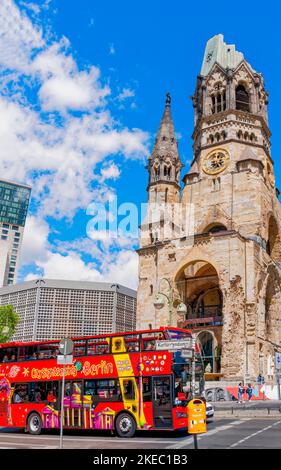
[38,352,45,360]
[29,352,37,360]
[145,341,155,351]
[13,389,24,403]
[2,355,8,362]
[35,388,42,402]
[175,380,184,396]
[47,390,57,403]
[10,354,16,362]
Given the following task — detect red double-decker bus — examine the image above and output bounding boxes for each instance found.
[0,327,204,437]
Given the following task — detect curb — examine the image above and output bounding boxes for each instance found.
[214,409,281,418]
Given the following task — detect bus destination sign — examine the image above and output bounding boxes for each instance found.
[156,339,193,351]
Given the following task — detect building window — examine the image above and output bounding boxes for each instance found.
[1,235,7,240]
[211,90,226,114]
[236,84,250,112]
[212,178,221,191]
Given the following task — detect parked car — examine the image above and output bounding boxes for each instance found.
[206,402,214,420]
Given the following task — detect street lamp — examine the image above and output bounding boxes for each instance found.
[153,278,188,326]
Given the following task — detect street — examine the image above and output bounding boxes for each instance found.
[0,417,281,449]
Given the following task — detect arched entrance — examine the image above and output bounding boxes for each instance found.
[175,260,223,374]
[175,260,223,325]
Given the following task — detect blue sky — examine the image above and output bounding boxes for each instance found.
[0,0,280,289]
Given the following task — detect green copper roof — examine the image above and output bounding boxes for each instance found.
[200,34,255,76]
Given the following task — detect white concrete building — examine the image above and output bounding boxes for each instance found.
[0,279,137,341]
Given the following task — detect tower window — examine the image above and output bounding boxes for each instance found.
[237,130,242,139]
[236,84,250,112]
[217,93,222,113]
[212,177,221,191]
[211,89,226,114]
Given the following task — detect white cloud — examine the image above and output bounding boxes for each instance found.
[117,88,135,101]
[20,1,41,15]
[0,0,44,74]
[20,215,50,265]
[33,40,110,112]
[109,43,115,55]
[101,163,120,181]
[0,1,147,289]
[0,96,148,219]
[25,248,139,289]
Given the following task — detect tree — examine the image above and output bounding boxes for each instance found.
[0,305,20,343]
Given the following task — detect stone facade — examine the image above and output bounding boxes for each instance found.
[136,35,281,383]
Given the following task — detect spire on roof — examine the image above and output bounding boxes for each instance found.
[151,92,180,161]
[148,93,183,187]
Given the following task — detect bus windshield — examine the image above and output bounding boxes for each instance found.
[173,351,204,403]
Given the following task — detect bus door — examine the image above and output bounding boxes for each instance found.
[63,381,83,428]
[152,376,173,429]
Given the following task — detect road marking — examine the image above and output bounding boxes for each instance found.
[167,420,248,449]
[0,433,178,445]
[0,441,58,448]
[228,420,281,448]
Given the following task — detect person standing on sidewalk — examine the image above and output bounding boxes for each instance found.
[246,383,253,401]
[238,383,245,403]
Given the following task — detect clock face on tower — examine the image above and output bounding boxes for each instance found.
[202,149,230,175]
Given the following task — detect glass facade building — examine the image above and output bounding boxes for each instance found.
[0,180,31,226]
[0,179,31,287]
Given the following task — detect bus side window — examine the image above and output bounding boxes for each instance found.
[12,383,28,403]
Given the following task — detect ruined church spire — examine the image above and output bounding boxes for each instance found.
[148,93,183,188]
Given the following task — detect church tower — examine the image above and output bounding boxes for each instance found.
[147,93,183,206]
[137,34,281,383]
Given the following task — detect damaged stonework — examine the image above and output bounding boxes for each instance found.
[221,276,245,379]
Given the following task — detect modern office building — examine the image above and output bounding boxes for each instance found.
[0,279,137,341]
[0,179,31,287]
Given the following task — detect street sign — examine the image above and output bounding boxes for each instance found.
[57,355,73,365]
[275,353,281,370]
[156,339,193,351]
[59,338,74,356]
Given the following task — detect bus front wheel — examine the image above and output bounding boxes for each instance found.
[27,412,42,435]
[115,413,136,438]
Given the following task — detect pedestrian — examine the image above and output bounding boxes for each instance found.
[257,373,263,385]
[246,383,253,401]
[237,382,245,403]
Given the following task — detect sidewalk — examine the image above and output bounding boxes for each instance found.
[211,400,281,418]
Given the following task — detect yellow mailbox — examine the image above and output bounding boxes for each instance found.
[187,398,207,434]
